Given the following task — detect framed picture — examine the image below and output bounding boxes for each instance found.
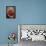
[6,6,16,19]
[18,24,46,41]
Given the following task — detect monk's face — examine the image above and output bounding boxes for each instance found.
[7,7,15,17]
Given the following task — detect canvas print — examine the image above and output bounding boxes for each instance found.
[18,25,46,41]
[8,32,18,46]
[6,6,16,19]
[18,25,46,46]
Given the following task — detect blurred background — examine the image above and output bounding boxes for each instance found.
[0,0,46,46]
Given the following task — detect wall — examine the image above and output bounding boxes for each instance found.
[0,0,46,45]
[0,0,18,44]
[17,0,46,24]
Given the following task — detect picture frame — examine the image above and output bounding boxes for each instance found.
[6,6,16,19]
